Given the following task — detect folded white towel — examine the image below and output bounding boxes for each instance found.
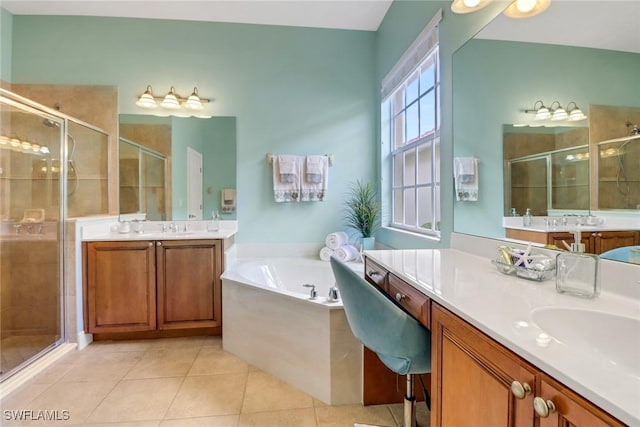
[454,157,479,201]
[301,155,328,202]
[334,244,360,262]
[325,231,349,250]
[319,246,334,262]
[273,155,301,202]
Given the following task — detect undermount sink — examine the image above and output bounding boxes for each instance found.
[531,307,640,376]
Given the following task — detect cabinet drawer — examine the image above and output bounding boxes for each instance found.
[364,258,388,291]
[388,273,430,328]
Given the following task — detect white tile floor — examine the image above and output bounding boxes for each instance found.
[0,336,430,426]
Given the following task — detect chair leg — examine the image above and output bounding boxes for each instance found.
[403,374,417,427]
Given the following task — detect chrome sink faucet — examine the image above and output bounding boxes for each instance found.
[303,284,317,300]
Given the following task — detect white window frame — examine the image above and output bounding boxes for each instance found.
[381,11,441,237]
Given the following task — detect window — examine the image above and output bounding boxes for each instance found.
[381,16,441,237]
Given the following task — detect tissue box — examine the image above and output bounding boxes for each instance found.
[556,252,600,298]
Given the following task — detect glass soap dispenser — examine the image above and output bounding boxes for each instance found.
[208,210,220,232]
[523,208,532,227]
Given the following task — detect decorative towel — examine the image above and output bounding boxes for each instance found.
[334,244,360,262]
[454,157,479,201]
[319,246,334,261]
[301,155,328,202]
[273,155,301,202]
[325,231,349,250]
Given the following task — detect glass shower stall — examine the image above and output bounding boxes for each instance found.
[0,89,109,380]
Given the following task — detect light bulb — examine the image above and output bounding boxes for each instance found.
[161,87,181,109]
[515,0,536,13]
[463,0,480,7]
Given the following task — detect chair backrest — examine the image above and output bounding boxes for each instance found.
[599,245,640,262]
[330,257,431,368]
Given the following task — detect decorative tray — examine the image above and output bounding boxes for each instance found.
[491,259,556,282]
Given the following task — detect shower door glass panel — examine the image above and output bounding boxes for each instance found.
[67,121,109,217]
[0,99,64,379]
[142,152,167,221]
[550,147,589,210]
[509,157,548,216]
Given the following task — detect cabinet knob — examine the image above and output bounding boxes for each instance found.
[368,270,381,278]
[533,397,556,418]
[395,293,406,302]
[510,381,532,399]
[597,233,602,237]
[156,242,162,246]
[148,242,153,247]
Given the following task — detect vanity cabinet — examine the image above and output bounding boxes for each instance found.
[85,240,157,333]
[547,230,638,254]
[84,239,222,336]
[506,228,639,254]
[431,303,624,427]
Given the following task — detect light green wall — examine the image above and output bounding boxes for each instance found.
[171,117,205,219]
[374,0,507,249]
[453,39,640,238]
[203,117,237,219]
[10,15,377,244]
[0,7,12,81]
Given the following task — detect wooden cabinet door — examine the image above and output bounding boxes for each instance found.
[431,304,536,427]
[592,230,638,254]
[537,374,625,427]
[86,240,156,333]
[156,239,222,330]
[547,232,593,253]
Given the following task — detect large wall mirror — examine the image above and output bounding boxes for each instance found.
[119,114,237,221]
[452,1,640,261]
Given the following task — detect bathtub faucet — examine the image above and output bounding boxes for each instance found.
[303,284,317,300]
[328,286,339,302]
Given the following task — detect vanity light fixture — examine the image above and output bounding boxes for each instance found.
[526,100,551,121]
[566,101,587,121]
[550,101,568,121]
[0,134,50,155]
[503,0,551,18]
[136,85,210,113]
[450,0,492,14]
[525,100,587,122]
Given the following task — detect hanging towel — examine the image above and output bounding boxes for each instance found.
[454,157,479,201]
[301,155,328,202]
[334,244,360,262]
[325,231,349,250]
[319,246,334,261]
[273,155,301,202]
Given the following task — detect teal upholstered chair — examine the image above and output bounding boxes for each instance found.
[599,245,640,263]
[330,257,431,427]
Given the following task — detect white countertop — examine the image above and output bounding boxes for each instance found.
[81,220,238,242]
[503,215,640,233]
[364,248,640,426]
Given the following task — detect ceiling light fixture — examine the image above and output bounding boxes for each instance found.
[450,0,492,14]
[503,0,551,18]
[136,85,210,114]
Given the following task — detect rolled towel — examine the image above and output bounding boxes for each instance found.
[319,246,334,262]
[325,231,349,250]
[334,244,360,262]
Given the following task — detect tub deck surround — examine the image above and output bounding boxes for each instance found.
[221,257,363,405]
[364,248,640,426]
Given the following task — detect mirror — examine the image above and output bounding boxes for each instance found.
[119,114,237,221]
[453,2,640,249]
[503,125,590,217]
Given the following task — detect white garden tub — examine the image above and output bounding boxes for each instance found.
[221,257,363,405]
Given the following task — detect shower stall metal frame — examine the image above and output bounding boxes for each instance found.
[0,88,111,381]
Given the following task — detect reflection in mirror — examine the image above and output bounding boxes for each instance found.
[119,138,168,220]
[452,2,639,263]
[503,125,589,217]
[119,114,237,220]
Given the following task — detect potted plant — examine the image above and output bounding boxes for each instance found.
[344,179,381,250]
